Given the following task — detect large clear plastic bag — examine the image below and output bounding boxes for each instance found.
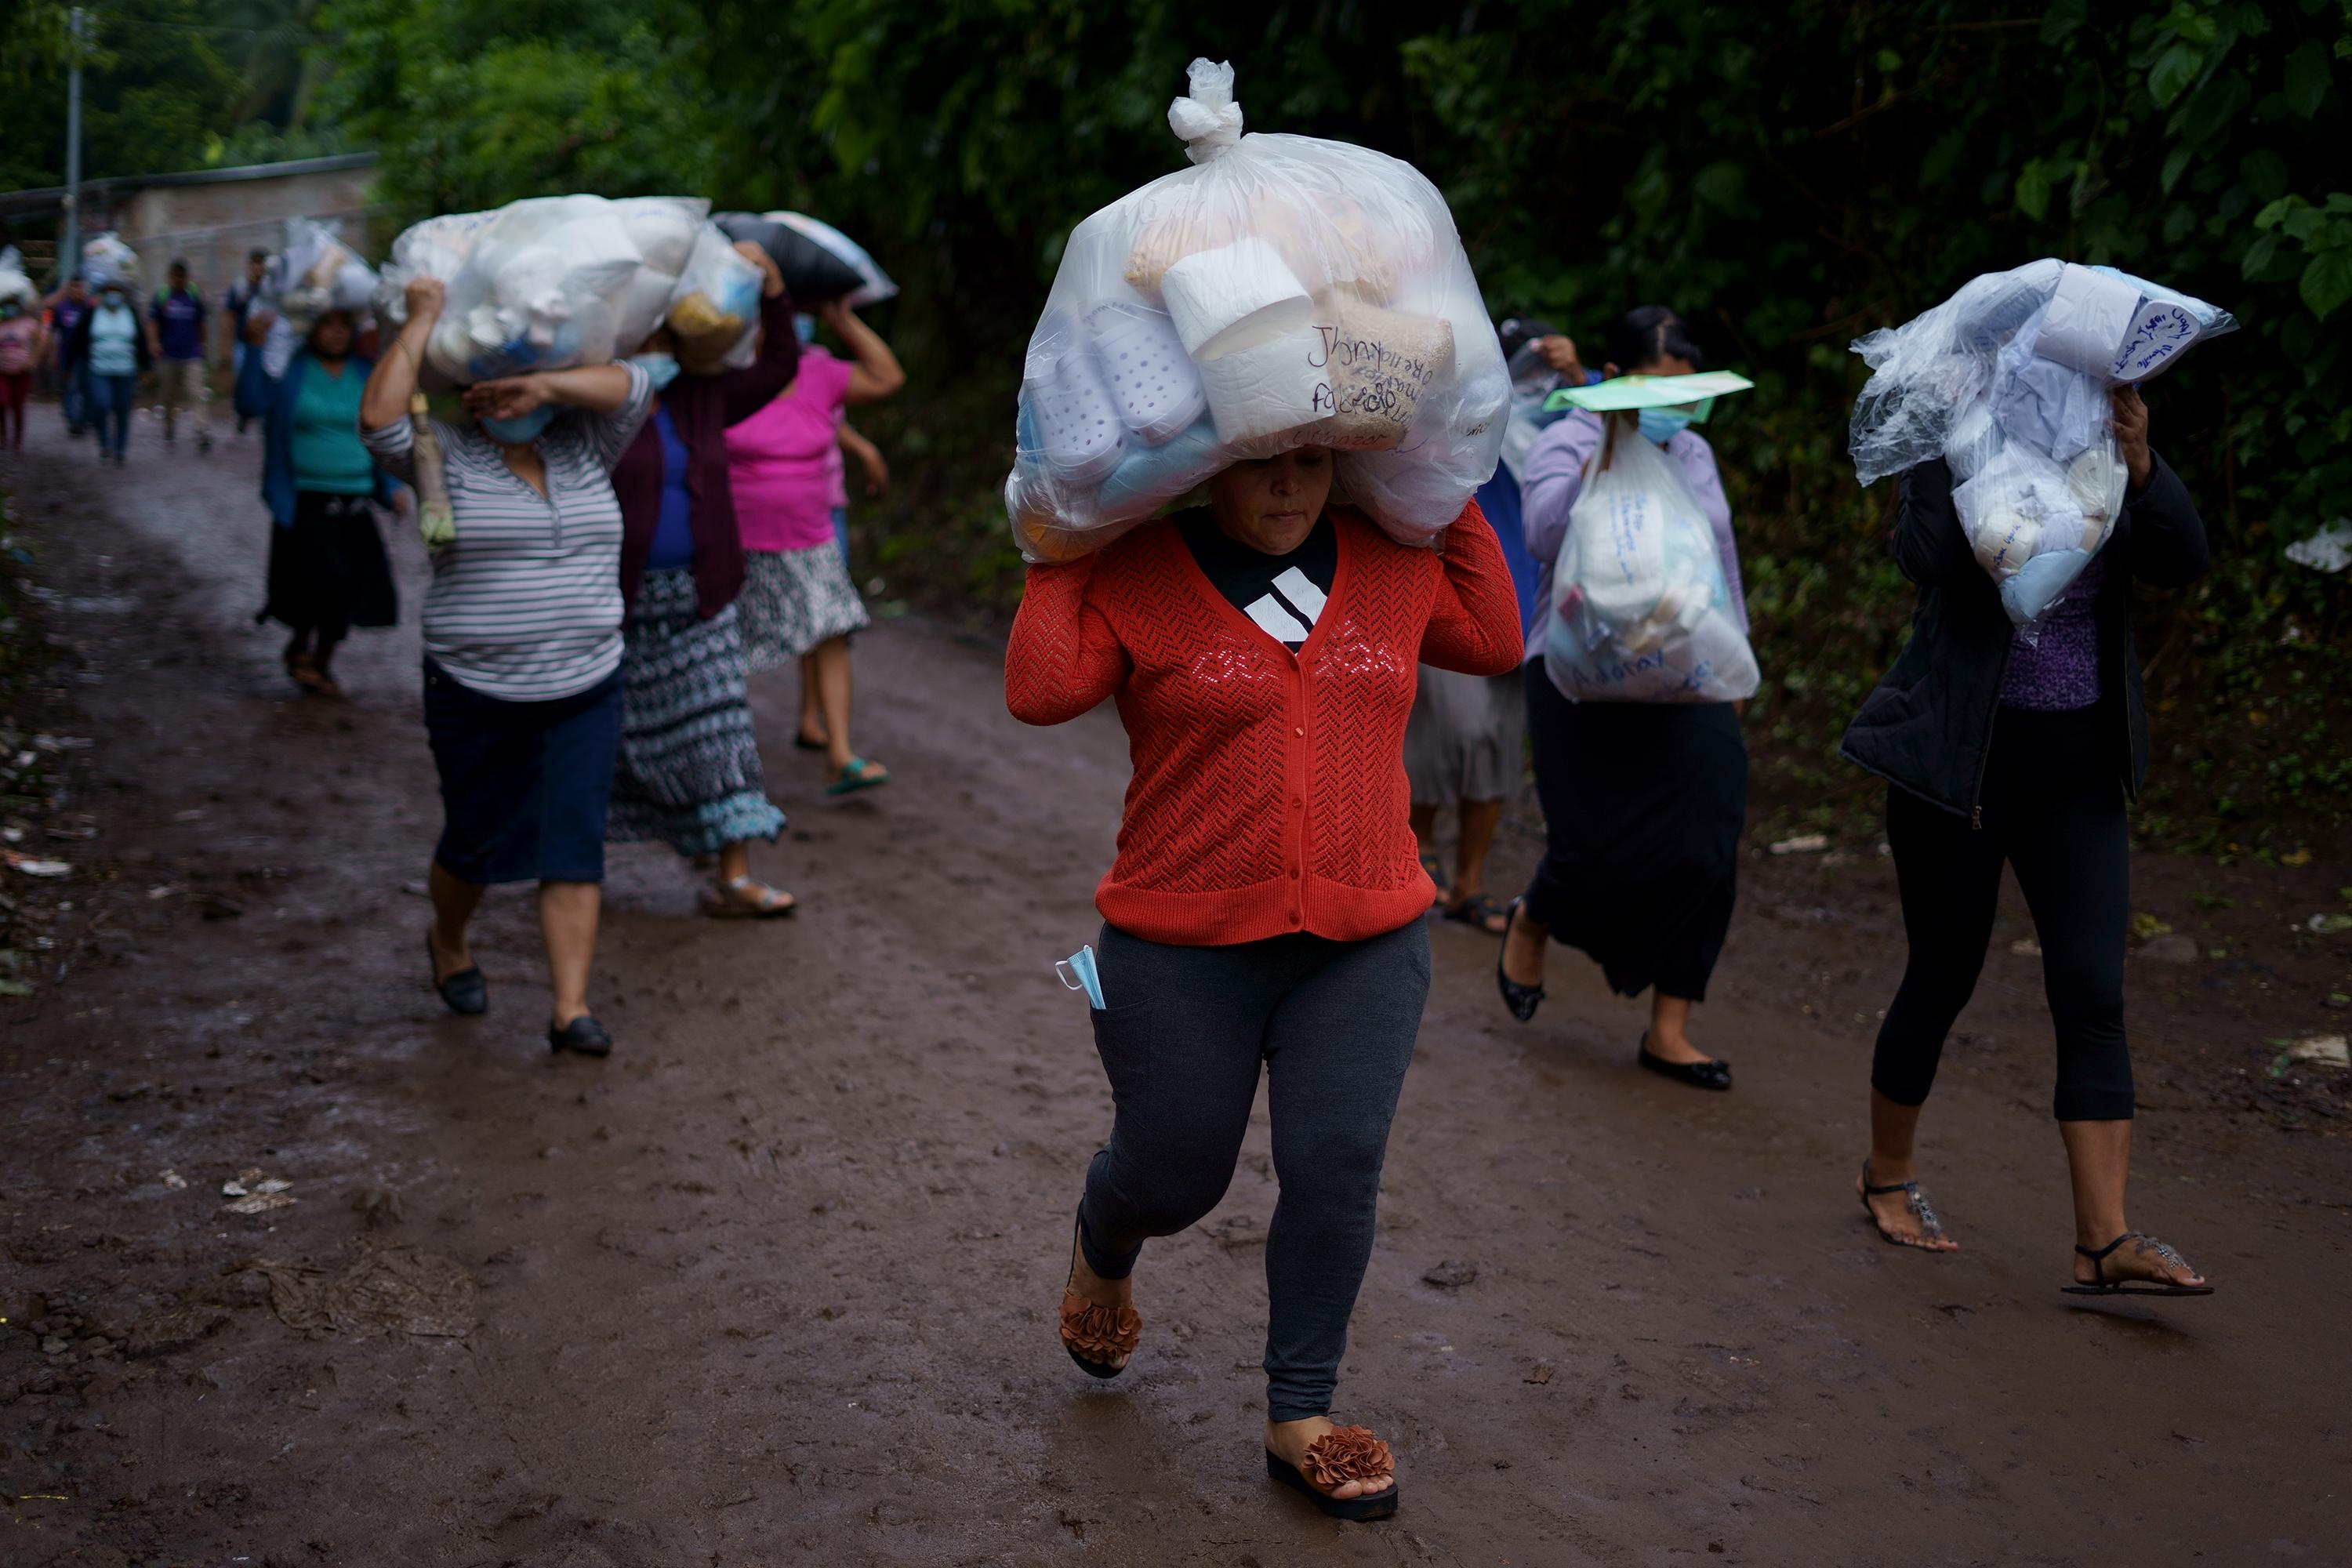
[1003,59,1507,562]
[1544,429,1759,703]
[263,217,379,331]
[82,233,140,290]
[375,195,760,387]
[1849,259,2235,637]
[0,245,37,310]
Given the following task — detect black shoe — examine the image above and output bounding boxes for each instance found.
[1636,1033,1731,1091]
[1495,897,1545,1023]
[548,1014,612,1057]
[426,933,487,1014]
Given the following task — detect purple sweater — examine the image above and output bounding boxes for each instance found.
[1998,552,2106,711]
[1519,409,1748,667]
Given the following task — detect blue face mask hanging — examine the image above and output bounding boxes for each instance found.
[632,352,681,392]
[481,405,556,445]
[1638,407,1693,445]
[1055,944,1106,1009]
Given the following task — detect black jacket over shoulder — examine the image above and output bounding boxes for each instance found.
[1839,452,2209,821]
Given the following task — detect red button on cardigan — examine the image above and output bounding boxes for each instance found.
[1005,504,1524,947]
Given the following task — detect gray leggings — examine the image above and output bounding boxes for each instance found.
[1077,919,1430,1422]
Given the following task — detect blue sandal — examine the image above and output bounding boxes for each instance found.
[826,757,891,797]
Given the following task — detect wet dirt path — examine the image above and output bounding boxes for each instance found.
[3,405,2347,1566]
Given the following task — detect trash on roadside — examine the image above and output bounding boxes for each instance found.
[222,1168,296,1215]
[158,1169,187,1190]
[2285,518,2352,574]
[1769,834,1831,855]
[2269,1035,2350,1077]
[5,851,71,878]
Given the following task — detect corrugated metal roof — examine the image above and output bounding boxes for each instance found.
[0,152,379,219]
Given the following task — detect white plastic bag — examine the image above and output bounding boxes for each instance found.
[82,233,140,290]
[374,195,759,386]
[265,217,379,330]
[1003,59,1506,562]
[1849,258,2235,637]
[0,248,36,311]
[1544,430,1758,703]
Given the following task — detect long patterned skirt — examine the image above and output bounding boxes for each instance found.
[607,568,787,857]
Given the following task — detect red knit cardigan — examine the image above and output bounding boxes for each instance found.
[1005,504,1524,946]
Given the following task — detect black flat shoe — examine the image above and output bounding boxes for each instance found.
[1496,898,1545,1023]
[426,934,487,1015]
[1636,1033,1731,1091]
[548,1015,612,1057]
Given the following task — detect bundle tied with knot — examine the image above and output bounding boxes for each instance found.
[1004,57,1509,564]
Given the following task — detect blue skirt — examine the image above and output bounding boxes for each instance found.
[423,659,624,884]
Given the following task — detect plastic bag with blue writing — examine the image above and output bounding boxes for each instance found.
[1543,428,1759,704]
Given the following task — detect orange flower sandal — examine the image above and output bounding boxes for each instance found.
[1266,1424,1400,1522]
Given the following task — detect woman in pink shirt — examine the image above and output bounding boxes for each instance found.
[724,299,906,794]
[0,299,48,452]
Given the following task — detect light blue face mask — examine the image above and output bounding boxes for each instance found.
[632,352,681,392]
[793,313,818,345]
[1055,943,1105,1009]
[481,405,556,445]
[1638,407,1693,445]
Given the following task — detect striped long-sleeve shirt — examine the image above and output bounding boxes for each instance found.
[363,363,654,702]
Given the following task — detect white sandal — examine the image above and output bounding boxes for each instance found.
[1086,302,1206,445]
[699,875,797,920]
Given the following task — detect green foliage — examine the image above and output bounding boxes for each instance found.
[0,0,246,192]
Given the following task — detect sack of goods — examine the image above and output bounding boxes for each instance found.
[82,233,141,290]
[374,195,764,386]
[1001,58,1508,564]
[0,246,38,310]
[714,210,896,309]
[1847,258,2235,637]
[264,217,379,330]
[1544,423,1759,703]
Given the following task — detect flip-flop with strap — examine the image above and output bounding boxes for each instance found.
[1860,1163,1949,1250]
[1059,1218,1141,1378]
[699,876,797,919]
[1443,892,1510,935]
[1265,1425,1400,1523]
[2061,1232,2214,1297]
[826,757,891,797]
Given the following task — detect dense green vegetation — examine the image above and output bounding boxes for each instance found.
[9,1,2350,847]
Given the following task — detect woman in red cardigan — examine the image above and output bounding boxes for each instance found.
[1006,446,1522,1523]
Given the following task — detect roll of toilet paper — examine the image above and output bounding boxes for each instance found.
[1308,293,1452,451]
[1193,324,1327,447]
[1087,302,1207,446]
[2112,298,2204,383]
[1970,509,2042,579]
[2034,263,2142,376]
[1161,238,1315,360]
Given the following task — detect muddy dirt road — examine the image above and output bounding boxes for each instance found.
[3,406,2348,1567]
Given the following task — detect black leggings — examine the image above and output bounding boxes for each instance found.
[1077,919,1430,1422]
[1871,706,2132,1121]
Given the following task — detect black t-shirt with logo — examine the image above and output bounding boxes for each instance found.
[1175,508,1338,652]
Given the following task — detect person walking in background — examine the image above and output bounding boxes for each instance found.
[794,414,889,753]
[45,277,93,438]
[726,297,905,797]
[1007,448,1522,1522]
[147,260,212,452]
[69,280,151,465]
[1838,387,2213,1295]
[1402,321,1581,934]
[0,296,45,453]
[224,249,269,434]
[607,240,801,916]
[361,275,655,1060]
[1497,307,1749,1091]
[235,305,399,695]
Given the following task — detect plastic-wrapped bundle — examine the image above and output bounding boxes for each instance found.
[1849,258,2236,637]
[1003,59,1507,562]
[714,211,896,308]
[0,246,37,310]
[373,196,761,386]
[82,233,140,290]
[264,217,379,330]
[1544,430,1758,703]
